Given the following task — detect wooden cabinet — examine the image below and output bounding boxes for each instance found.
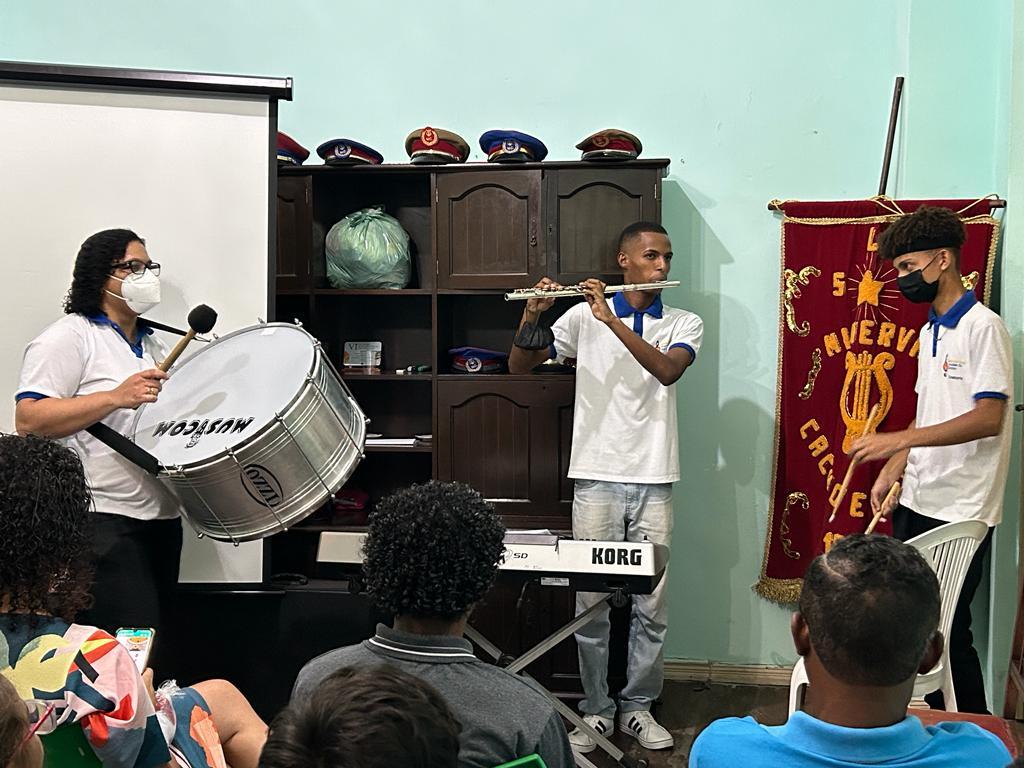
[435,171,543,288]
[269,159,668,573]
[547,168,661,282]
[275,175,312,290]
[436,377,575,529]
[433,165,661,288]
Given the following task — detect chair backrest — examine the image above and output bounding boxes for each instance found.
[906,519,989,669]
[40,724,102,768]
[493,756,548,768]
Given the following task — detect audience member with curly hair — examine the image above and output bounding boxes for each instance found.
[0,434,267,768]
[0,675,44,768]
[293,481,573,768]
[259,666,460,768]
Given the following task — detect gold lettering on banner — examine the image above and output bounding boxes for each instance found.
[824,532,845,552]
[783,266,821,336]
[849,492,867,518]
[962,271,979,291]
[799,419,820,439]
[840,351,895,453]
[798,348,822,400]
[781,493,807,559]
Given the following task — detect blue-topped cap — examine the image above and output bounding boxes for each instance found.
[316,138,384,166]
[478,130,548,163]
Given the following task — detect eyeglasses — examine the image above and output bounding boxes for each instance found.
[110,260,161,277]
[23,700,59,739]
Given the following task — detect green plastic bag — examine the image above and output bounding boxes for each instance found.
[325,206,411,289]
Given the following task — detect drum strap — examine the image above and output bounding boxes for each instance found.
[138,318,188,336]
[85,422,161,476]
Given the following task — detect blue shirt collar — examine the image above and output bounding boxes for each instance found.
[86,312,152,358]
[781,711,932,763]
[928,290,976,329]
[613,291,663,318]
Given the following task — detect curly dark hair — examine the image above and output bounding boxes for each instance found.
[799,534,940,686]
[877,205,965,266]
[362,481,505,619]
[259,665,461,768]
[0,434,94,621]
[63,228,145,315]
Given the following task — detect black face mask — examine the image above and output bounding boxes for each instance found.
[897,253,940,303]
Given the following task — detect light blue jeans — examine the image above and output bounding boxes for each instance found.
[572,479,673,717]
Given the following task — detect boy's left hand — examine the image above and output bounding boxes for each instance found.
[849,431,908,463]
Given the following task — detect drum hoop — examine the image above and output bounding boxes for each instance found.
[130,322,325,472]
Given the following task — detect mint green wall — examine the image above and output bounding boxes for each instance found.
[3,0,1018,705]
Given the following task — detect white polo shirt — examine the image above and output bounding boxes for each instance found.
[901,292,1013,527]
[16,313,183,521]
[551,293,703,484]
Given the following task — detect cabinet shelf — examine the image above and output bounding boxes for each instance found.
[314,288,432,296]
[365,444,433,453]
[342,373,433,382]
[436,374,574,382]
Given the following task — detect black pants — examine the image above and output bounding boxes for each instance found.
[892,504,994,713]
[79,514,183,672]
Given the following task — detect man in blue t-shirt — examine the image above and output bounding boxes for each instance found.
[689,535,1011,767]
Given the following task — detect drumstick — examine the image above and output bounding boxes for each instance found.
[828,403,881,523]
[158,304,217,372]
[866,481,901,534]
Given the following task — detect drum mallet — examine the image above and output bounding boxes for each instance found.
[158,304,218,372]
[828,403,880,523]
[865,481,901,535]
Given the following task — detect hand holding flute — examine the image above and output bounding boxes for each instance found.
[522,277,564,315]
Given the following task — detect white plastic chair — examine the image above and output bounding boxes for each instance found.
[788,520,989,714]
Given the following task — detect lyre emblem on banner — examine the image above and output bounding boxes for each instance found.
[840,351,895,452]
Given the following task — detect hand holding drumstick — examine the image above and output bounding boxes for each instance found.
[865,480,901,534]
[828,404,881,523]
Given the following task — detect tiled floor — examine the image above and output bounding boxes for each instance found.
[571,680,789,767]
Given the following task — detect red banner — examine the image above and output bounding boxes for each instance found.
[755,198,1000,604]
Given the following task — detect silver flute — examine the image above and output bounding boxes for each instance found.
[504,280,680,301]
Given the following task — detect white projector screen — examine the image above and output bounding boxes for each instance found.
[0,79,276,583]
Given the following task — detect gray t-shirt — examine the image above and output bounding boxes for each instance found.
[293,624,574,768]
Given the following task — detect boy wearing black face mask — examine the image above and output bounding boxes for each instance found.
[848,206,1013,713]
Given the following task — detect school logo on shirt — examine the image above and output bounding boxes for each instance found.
[942,354,965,381]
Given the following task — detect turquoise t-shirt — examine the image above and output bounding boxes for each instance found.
[689,711,1011,767]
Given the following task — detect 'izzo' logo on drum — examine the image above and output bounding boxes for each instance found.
[241,464,284,508]
[151,417,256,449]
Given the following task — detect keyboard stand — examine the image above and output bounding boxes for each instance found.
[466,587,649,768]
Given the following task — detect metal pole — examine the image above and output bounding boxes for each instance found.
[878,76,905,196]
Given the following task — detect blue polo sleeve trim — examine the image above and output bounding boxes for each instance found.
[670,342,696,360]
[15,391,49,402]
[549,343,558,360]
[974,391,1008,401]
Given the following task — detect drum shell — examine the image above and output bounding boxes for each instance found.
[142,326,365,542]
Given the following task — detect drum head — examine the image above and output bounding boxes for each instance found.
[132,324,316,466]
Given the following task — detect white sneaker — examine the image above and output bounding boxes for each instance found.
[618,710,674,750]
[568,714,614,754]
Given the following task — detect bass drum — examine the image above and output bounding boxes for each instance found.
[131,322,366,542]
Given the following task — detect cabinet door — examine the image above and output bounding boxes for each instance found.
[436,378,574,528]
[547,169,660,283]
[276,175,312,290]
[436,171,543,288]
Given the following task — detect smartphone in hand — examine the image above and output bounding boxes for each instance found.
[115,627,156,672]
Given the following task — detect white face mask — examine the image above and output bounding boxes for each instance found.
[106,270,161,314]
